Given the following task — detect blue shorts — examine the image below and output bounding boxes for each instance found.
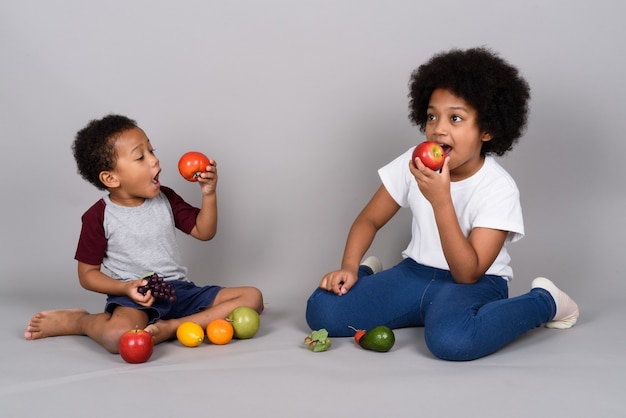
[105,280,222,324]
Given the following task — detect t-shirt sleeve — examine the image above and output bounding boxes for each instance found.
[74,199,107,266]
[474,176,525,243]
[378,147,415,207]
[160,186,200,234]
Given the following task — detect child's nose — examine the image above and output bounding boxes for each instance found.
[432,119,449,136]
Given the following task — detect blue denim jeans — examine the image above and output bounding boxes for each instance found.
[305,258,556,361]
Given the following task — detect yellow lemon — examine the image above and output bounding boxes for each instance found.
[176,321,205,347]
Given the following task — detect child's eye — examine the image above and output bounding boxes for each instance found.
[426,114,436,121]
[451,115,462,122]
[136,149,156,161]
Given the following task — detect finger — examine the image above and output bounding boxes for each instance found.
[320,277,328,289]
[408,159,418,175]
[409,160,427,184]
[340,279,353,294]
[413,157,434,177]
[320,275,337,292]
[442,156,451,172]
[408,160,423,181]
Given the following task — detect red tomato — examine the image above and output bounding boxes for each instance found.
[412,141,445,171]
[119,328,154,363]
[178,151,210,182]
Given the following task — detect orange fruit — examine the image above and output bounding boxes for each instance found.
[176,321,205,347]
[206,319,234,345]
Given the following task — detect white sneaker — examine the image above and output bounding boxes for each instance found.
[531,277,579,329]
[361,256,383,274]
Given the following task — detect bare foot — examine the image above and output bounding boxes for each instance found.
[145,319,181,344]
[24,309,90,340]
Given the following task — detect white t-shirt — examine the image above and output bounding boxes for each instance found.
[378,147,524,281]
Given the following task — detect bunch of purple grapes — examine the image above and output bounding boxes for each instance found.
[137,273,176,302]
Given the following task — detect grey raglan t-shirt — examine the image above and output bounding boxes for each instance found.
[74,186,200,282]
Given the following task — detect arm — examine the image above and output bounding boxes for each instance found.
[190,159,218,241]
[77,261,154,306]
[410,158,506,284]
[320,185,400,295]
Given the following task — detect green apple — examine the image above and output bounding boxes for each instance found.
[227,306,260,339]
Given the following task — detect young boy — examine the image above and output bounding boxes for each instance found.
[24,115,263,353]
[306,47,579,361]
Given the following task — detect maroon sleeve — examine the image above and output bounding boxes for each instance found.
[160,186,200,234]
[74,199,107,266]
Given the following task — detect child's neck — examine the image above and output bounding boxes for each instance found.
[449,155,486,182]
[108,192,147,207]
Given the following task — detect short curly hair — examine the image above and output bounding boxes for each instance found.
[408,47,530,156]
[72,114,138,190]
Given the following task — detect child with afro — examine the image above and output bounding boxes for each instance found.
[24,115,263,353]
[306,47,579,361]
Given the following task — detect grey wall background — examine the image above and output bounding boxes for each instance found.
[1,0,624,313]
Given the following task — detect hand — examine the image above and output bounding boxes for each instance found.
[196,159,218,195]
[409,156,451,208]
[128,279,155,307]
[320,269,358,295]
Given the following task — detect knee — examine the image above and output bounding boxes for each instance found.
[305,288,327,326]
[305,296,324,331]
[305,290,350,337]
[247,287,264,313]
[425,329,481,361]
[99,327,128,354]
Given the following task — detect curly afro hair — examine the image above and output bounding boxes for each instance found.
[408,47,530,156]
[72,114,138,190]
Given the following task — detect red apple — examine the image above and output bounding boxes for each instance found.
[412,141,445,171]
[119,328,154,363]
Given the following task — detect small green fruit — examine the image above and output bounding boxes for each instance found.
[227,306,260,339]
[304,328,332,352]
[359,325,395,352]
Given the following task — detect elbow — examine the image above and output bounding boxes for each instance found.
[197,230,216,241]
[191,225,217,241]
[448,260,484,284]
[78,275,97,292]
[450,269,482,284]
[453,276,481,285]
[204,229,217,241]
[78,277,89,289]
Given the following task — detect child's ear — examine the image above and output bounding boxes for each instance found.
[99,171,120,188]
[481,132,493,142]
